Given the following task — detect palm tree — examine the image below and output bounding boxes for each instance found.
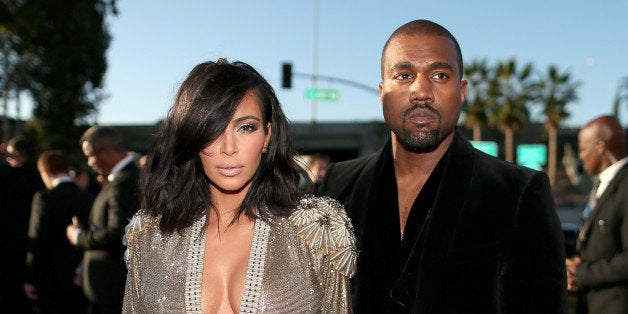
[612,77,628,120]
[462,59,491,141]
[535,65,579,187]
[488,58,534,163]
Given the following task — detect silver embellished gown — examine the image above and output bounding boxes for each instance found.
[122,195,356,313]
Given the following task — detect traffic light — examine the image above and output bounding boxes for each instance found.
[281,63,292,89]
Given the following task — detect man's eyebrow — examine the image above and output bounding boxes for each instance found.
[430,62,454,71]
[389,61,454,72]
[390,62,413,72]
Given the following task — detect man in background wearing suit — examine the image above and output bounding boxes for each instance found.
[67,126,140,314]
[0,136,45,312]
[24,150,93,313]
[318,19,566,313]
[567,115,628,314]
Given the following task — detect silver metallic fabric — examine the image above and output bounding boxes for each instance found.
[122,195,356,313]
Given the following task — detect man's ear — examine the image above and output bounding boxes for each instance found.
[459,79,468,107]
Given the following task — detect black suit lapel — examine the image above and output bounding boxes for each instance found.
[595,164,627,211]
[582,164,628,241]
[414,131,475,312]
[353,144,400,253]
[345,141,407,309]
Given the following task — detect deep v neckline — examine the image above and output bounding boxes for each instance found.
[184,215,271,313]
[238,218,270,313]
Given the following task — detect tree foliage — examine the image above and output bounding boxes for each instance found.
[534,65,579,186]
[461,57,580,185]
[0,0,117,152]
[462,59,491,141]
[488,58,534,134]
[535,66,579,130]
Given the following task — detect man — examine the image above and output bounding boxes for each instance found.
[66,125,140,313]
[24,150,92,313]
[567,115,628,314]
[318,20,566,313]
[0,137,45,312]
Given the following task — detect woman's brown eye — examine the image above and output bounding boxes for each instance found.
[238,124,258,134]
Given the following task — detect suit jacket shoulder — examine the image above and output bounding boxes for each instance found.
[316,148,382,203]
[101,161,140,211]
[111,161,141,188]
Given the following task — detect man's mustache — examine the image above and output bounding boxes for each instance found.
[403,103,440,119]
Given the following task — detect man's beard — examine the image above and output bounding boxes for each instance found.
[396,103,444,153]
[398,128,442,153]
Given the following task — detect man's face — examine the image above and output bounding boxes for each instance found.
[379,34,467,153]
[6,145,24,167]
[578,127,604,176]
[82,141,110,176]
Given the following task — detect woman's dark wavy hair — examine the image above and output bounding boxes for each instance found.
[142,59,306,234]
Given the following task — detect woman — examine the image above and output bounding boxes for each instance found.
[122,59,356,313]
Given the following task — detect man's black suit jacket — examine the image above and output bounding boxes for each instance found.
[318,131,567,313]
[76,162,140,307]
[577,162,628,314]
[0,161,45,311]
[26,181,92,300]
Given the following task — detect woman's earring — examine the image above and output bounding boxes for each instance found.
[262,146,268,153]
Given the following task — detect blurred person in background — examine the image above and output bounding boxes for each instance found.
[299,153,331,193]
[567,115,628,314]
[307,153,330,189]
[66,126,140,314]
[70,167,103,198]
[24,150,93,313]
[0,136,45,312]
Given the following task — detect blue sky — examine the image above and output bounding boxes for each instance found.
[14,0,628,128]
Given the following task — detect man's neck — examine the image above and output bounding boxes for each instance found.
[391,132,453,179]
[47,173,73,189]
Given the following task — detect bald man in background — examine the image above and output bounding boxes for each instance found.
[567,115,628,314]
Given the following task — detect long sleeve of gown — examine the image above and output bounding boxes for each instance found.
[122,212,148,314]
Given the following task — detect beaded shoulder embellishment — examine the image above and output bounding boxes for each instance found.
[290,195,357,277]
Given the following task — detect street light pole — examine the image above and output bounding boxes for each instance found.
[310,0,319,124]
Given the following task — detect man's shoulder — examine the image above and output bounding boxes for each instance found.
[55,182,93,199]
[120,160,141,176]
[38,182,73,198]
[327,154,377,179]
[318,153,380,200]
[607,163,628,195]
[43,182,91,203]
[111,162,140,185]
[466,145,538,179]
[616,162,628,180]
[447,134,544,193]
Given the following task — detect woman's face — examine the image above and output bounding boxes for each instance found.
[199,92,271,195]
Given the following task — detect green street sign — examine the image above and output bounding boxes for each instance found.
[517,144,547,170]
[305,88,340,102]
[471,141,498,157]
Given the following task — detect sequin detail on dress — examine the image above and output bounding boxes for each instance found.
[240,217,270,313]
[122,195,357,313]
[185,214,206,313]
[291,196,357,278]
